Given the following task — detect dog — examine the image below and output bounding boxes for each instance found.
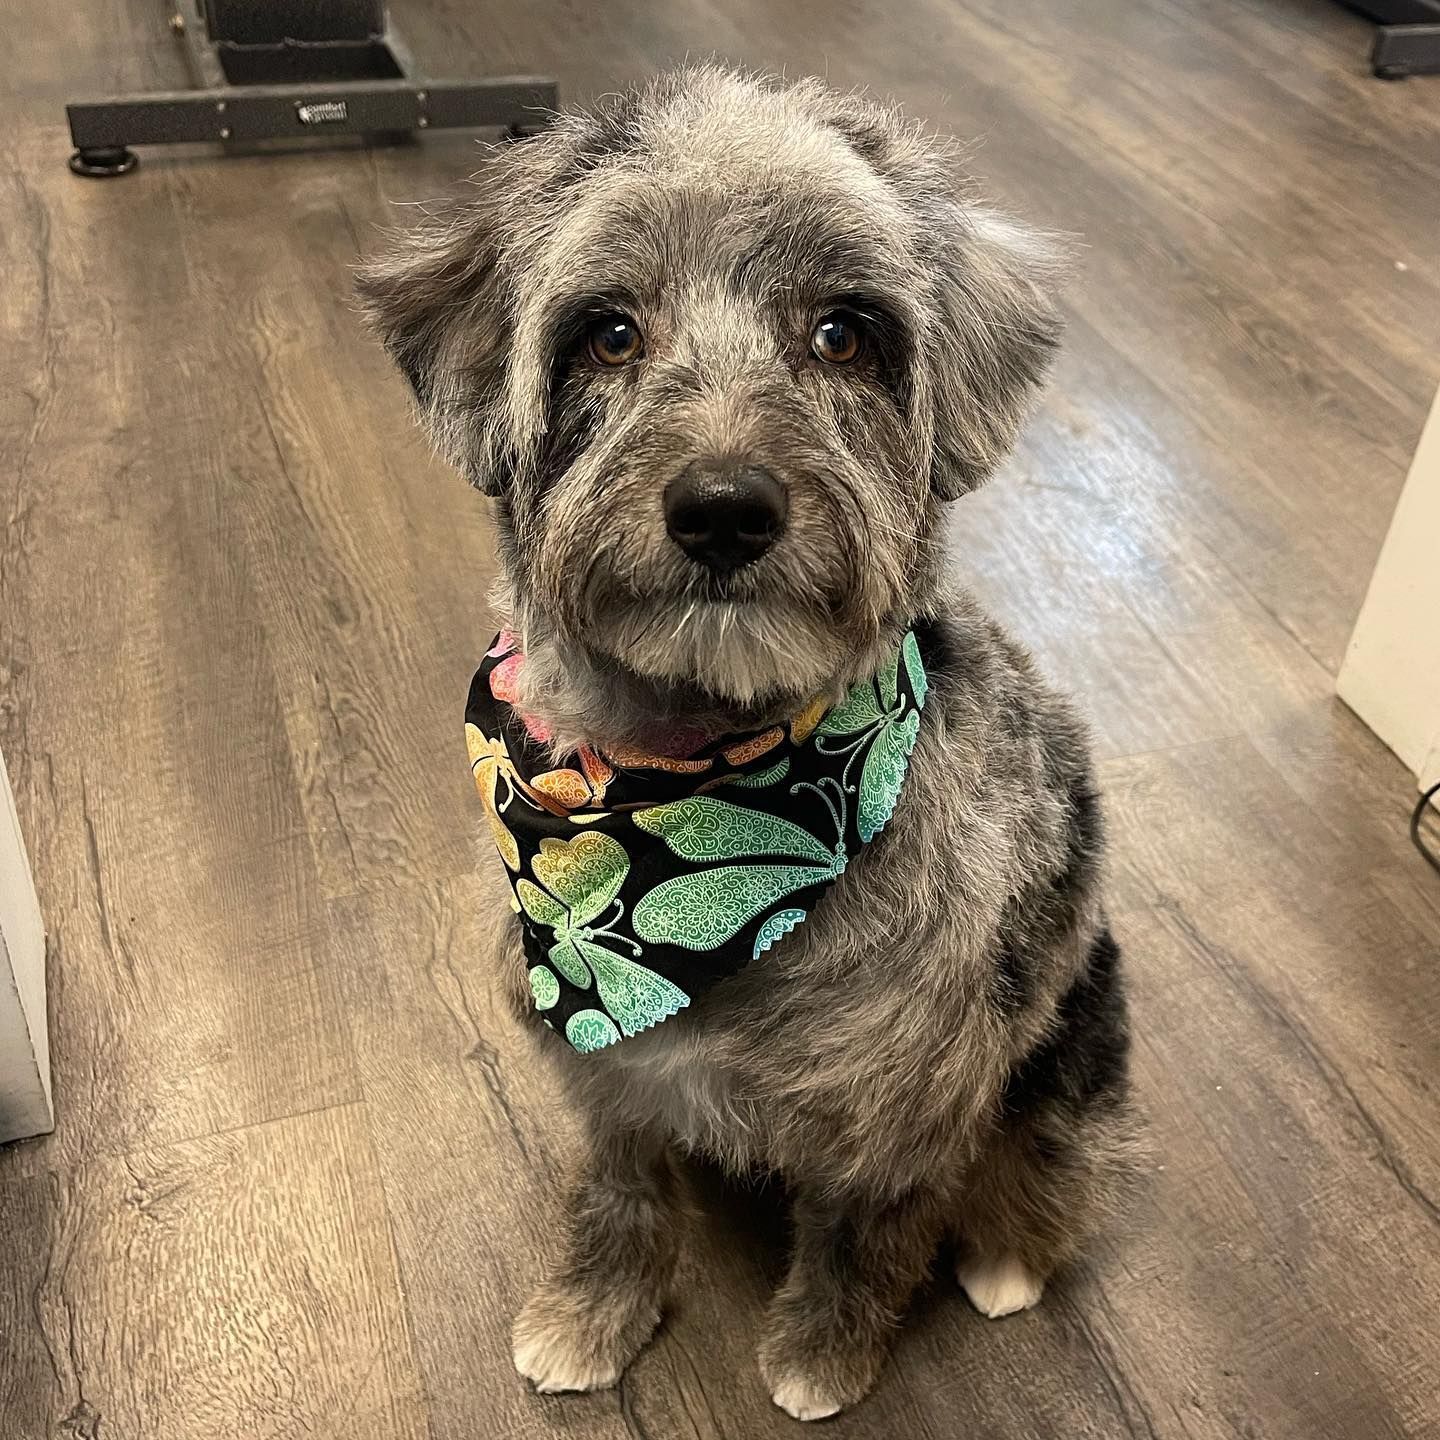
[358,65,1137,1422]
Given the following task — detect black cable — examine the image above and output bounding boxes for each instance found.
[1411,779,1440,876]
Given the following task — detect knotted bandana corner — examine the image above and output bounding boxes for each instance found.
[464,629,928,1054]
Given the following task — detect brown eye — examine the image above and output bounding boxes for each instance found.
[587,314,644,367]
[810,311,864,365]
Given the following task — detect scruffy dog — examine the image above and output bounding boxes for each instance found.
[359,67,1136,1422]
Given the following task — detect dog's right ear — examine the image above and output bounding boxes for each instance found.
[921,206,1068,501]
[815,88,1067,501]
[355,177,520,496]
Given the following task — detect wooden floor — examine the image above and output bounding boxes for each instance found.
[2,1,1439,1436]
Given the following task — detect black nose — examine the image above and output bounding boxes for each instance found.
[663,462,789,573]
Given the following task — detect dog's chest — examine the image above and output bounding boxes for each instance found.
[610,1034,765,1163]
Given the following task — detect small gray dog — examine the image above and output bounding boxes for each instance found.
[360,66,1137,1422]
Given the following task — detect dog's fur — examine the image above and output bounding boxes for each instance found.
[359,66,1137,1421]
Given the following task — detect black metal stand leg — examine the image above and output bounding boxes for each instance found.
[1372,22,1440,74]
[69,146,139,177]
[63,0,556,173]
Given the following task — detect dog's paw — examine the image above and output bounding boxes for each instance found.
[512,1325,624,1394]
[768,1374,846,1422]
[512,1287,661,1394]
[758,1319,883,1422]
[957,1253,1045,1319]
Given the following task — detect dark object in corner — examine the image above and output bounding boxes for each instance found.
[1412,780,1440,877]
[65,0,556,176]
[1341,0,1440,77]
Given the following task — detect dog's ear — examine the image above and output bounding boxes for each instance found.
[355,165,526,496]
[924,206,1066,500]
[818,90,1066,501]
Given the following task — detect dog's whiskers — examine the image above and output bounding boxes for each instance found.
[669,602,698,644]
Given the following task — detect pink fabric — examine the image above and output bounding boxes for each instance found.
[487,638,713,756]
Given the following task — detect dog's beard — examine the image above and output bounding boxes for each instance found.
[599,594,847,706]
[509,570,912,758]
[505,592,832,759]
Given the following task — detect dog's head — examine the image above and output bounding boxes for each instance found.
[359,67,1062,717]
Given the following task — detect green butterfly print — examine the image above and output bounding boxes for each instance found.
[730,757,791,789]
[754,907,806,959]
[814,631,926,842]
[902,629,928,707]
[515,832,689,1037]
[631,796,844,951]
[566,1008,621,1053]
[528,965,560,1010]
[633,794,834,865]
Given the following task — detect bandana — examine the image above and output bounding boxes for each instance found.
[465,629,928,1054]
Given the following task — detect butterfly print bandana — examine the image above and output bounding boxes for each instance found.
[465,629,928,1054]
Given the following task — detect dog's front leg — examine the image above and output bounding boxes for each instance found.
[512,1123,681,1393]
[759,1185,941,1421]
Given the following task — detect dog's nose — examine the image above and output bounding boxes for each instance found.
[663,462,788,573]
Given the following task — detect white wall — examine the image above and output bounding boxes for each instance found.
[0,746,52,1143]
[1339,387,1440,792]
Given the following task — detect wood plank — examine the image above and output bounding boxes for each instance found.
[155,148,509,900]
[955,465,1337,762]
[0,0,188,125]
[1093,902,1433,1440]
[0,129,358,1177]
[1,1103,426,1440]
[1171,0,1440,155]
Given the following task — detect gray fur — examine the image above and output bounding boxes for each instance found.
[359,66,1137,1421]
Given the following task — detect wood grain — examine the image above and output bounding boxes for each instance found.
[2,0,1439,1435]
[2,1104,426,1440]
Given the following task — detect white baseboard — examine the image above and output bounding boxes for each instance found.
[0,747,51,1144]
[1338,386,1440,792]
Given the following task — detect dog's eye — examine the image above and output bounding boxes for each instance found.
[810,312,864,366]
[587,314,644,367]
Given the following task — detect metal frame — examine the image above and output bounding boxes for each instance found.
[1342,0,1440,76]
[1372,21,1440,76]
[66,0,557,175]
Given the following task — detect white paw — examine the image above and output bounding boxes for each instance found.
[770,1375,844,1422]
[512,1303,659,1394]
[513,1326,621,1393]
[957,1254,1045,1319]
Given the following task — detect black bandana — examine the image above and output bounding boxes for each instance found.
[465,630,928,1054]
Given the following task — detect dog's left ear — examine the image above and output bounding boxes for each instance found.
[355,155,531,496]
[924,206,1066,500]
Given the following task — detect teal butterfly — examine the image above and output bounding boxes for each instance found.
[631,795,845,952]
[815,629,926,842]
[515,831,689,1039]
[730,757,791,789]
[565,1009,622,1053]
